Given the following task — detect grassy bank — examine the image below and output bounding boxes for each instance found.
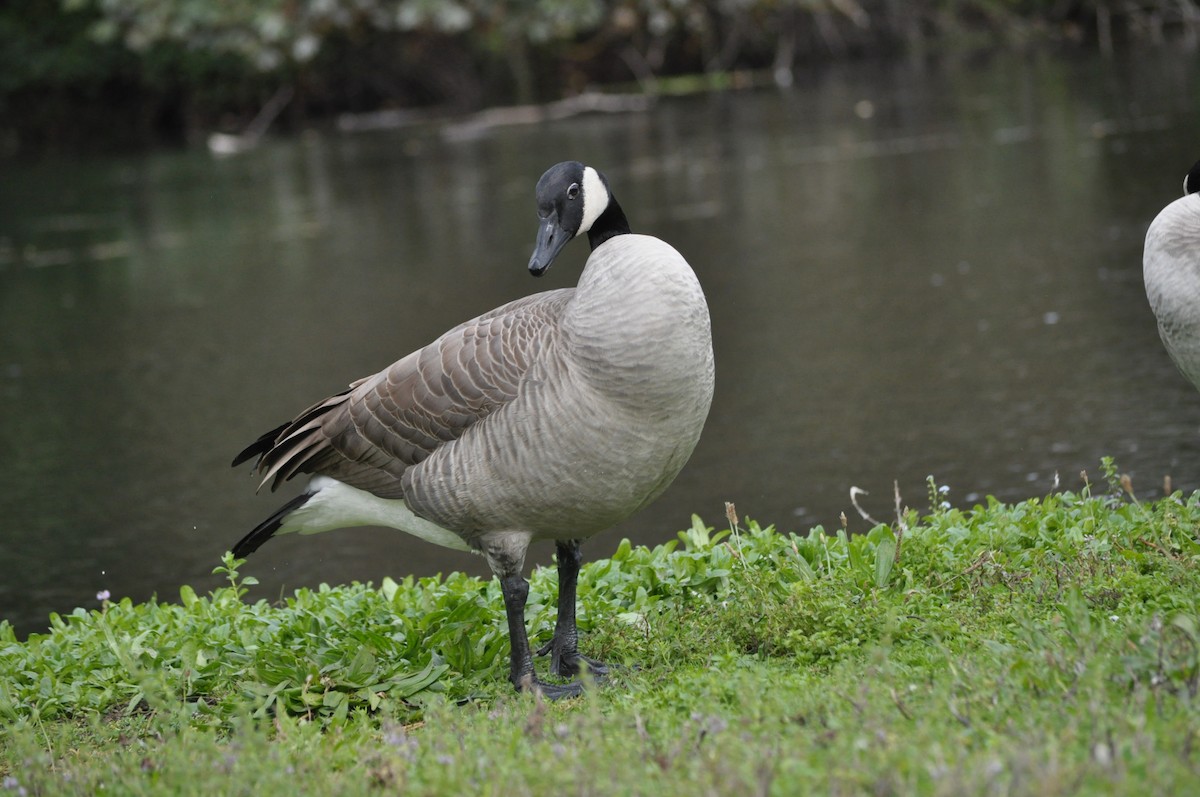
[2,463,1199,794]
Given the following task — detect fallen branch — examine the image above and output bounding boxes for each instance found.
[441,92,654,141]
[208,85,294,156]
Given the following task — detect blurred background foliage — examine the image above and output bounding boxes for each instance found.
[1,0,1197,153]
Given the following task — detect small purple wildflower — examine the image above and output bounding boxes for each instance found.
[96,590,111,602]
[382,722,419,760]
[690,712,729,739]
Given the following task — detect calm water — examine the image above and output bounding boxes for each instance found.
[3,51,1199,636]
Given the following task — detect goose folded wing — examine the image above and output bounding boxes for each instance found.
[245,290,572,497]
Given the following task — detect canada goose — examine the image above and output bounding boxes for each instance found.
[1145,160,1200,390]
[231,161,715,698]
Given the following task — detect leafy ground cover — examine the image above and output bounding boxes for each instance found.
[2,462,1198,795]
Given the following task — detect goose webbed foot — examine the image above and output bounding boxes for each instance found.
[515,673,586,700]
[535,640,611,679]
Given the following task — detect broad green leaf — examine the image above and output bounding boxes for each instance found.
[873,537,896,588]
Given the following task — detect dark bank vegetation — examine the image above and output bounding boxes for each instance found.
[3,0,1199,153]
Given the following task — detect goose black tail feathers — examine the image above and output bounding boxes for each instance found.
[230,491,312,558]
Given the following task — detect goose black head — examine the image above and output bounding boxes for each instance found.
[528,161,630,276]
[1186,160,1200,197]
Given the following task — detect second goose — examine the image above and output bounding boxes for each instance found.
[1145,160,1200,391]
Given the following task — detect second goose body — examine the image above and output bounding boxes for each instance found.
[232,161,715,697]
[1145,161,1200,390]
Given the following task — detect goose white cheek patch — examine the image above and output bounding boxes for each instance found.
[577,166,609,236]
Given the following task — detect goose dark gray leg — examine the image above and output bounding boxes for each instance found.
[499,574,536,687]
[499,573,583,700]
[537,540,611,679]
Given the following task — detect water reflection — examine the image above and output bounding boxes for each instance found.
[2,50,1198,636]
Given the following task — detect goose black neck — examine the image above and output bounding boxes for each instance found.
[587,198,632,251]
[1187,160,1200,196]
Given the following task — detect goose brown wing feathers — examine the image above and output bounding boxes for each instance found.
[237,289,573,497]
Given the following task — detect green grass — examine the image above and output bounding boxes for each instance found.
[2,462,1199,795]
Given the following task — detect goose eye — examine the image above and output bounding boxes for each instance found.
[567,183,580,200]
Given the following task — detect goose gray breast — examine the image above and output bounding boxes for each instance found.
[232,161,714,698]
[405,232,713,540]
[1144,160,1200,390]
